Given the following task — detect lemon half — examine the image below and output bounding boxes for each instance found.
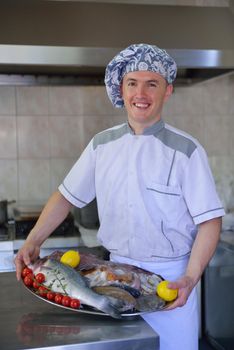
[60,250,80,268]
[156,280,178,302]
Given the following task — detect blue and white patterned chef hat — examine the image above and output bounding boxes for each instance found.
[104,43,177,108]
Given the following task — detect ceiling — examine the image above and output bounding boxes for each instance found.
[0,0,233,85]
[45,0,231,6]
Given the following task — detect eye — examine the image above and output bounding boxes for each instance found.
[127,81,136,87]
[148,82,157,88]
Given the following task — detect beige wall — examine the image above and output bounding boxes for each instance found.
[163,72,234,211]
[0,72,233,212]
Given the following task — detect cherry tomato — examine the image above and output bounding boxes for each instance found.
[23,273,34,287]
[38,286,48,297]
[54,293,63,304]
[46,291,56,301]
[22,267,33,278]
[70,298,80,309]
[35,273,45,284]
[33,280,40,289]
[61,296,71,307]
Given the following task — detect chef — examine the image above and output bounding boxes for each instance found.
[15,43,225,350]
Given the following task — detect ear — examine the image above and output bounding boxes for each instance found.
[164,84,173,102]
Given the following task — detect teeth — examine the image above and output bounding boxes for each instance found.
[134,103,149,108]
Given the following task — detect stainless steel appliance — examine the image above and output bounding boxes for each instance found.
[0,201,82,272]
[203,231,234,350]
[12,202,77,239]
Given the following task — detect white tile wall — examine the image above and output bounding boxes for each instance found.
[0,160,18,200]
[228,74,234,115]
[174,85,204,116]
[16,86,49,116]
[0,72,233,210]
[0,86,16,116]
[203,75,230,116]
[50,158,77,192]
[0,117,17,158]
[210,156,234,212]
[17,116,50,158]
[49,116,84,158]
[78,86,126,117]
[49,86,83,116]
[18,159,50,201]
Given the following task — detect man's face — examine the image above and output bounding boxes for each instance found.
[121,71,173,132]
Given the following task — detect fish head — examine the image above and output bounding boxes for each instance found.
[29,256,49,274]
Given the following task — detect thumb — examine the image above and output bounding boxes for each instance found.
[23,250,33,266]
[167,281,180,289]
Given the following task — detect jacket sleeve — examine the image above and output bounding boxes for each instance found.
[182,145,225,225]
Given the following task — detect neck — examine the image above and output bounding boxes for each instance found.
[128,118,161,135]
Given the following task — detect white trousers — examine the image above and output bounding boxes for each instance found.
[110,254,199,350]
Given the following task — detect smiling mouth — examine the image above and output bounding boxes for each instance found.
[133,102,150,109]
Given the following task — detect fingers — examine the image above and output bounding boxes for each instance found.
[167,281,180,289]
[168,276,194,290]
[23,250,33,267]
[164,293,188,310]
[164,301,177,311]
[14,254,25,281]
[14,249,32,281]
[164,277,193,310]
[165,299,186,310]
[14,244,40,281]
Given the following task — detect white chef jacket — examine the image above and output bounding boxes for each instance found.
[59,119,224,262]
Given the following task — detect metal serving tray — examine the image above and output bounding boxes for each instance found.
[23,282,167,319]
[23,283,146,318]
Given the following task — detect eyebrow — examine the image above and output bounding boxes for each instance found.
[126,78,159,84]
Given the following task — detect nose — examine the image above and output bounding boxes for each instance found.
[135,83,146,97]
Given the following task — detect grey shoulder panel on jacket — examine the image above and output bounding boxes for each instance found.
[93,124,128,150]
[156,127,197,158]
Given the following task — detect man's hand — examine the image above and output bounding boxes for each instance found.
[14,242,40,281]
[164,276,195,310]
[165,218,222,311]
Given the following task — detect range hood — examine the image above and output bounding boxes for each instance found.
[0,1,233,85]
[0,45,233,86]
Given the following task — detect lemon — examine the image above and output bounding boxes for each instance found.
[156,280,178,302]
[60,250,80,268]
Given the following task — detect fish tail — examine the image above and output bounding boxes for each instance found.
[99,297,123,319]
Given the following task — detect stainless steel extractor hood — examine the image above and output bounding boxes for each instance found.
[0,45,233,86]
[0,1,233,85]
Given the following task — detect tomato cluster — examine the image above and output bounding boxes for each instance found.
[21,267,80,309]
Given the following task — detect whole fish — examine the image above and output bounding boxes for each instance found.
[31,258,123,319]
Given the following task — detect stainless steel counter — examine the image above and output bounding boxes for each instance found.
[0,272,159,350]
